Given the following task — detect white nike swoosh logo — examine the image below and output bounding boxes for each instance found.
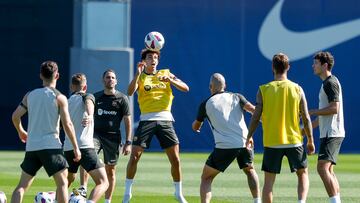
[258,0,360,61]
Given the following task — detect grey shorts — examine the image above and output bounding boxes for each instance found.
[64,148,104,173]
[21,149,68,177]
[206,148,254,172]
[133,121,179,149]
[93,131,121,165]
[262,146,307,173]
[318,137,344,164]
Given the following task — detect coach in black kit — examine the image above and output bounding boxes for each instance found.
[92,69,132,203]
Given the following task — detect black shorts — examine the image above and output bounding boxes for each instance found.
[206,148,254,172]
[262,146,307,173]
[133,121,179,149]
[20,149,68,177]
[93,131,121,165]
[64,148,104,173]
[318,137,344,164]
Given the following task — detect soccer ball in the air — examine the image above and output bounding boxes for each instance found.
[34,191,56,203]
[0,191,7,203]
[144,31,165,51]
[69,194,86,203]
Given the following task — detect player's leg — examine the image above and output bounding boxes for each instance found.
[329,164,340,195]
[286,146,309,202]
[52,168,69,203]
[238,148,260,202]
[296,168,309,202]
[157,121,187,202]
[200,165,220,203]
[318,160,337,196]
[79,167,89,195]
[87,167,108,202]
[262,172,276,203]
[123,121,155,203]
[42,149,69,203]
[102,137,120,202]
[123,145,144,203]
[261,147,283,203]
[165,144,181,181]
[11,171,35,203]
[64,150,79,187]
[80,148,108,201]
[317,137,343,201]
[12,151,40,202]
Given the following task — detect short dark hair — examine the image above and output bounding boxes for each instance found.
[71,73,86,86]
[314,51,334,71]
[141,49,160,60]
[102,69,116,79]
[40,61,58,80]
[272,53,289,74]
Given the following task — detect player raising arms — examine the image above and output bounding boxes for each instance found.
[11,61,81,203]
[123,49,189,203]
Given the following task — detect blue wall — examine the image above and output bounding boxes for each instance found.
[130,0,360,152]
[1,0,359,152]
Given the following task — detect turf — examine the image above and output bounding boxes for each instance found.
[0,151,360,202]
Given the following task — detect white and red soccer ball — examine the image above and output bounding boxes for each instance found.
[68,194,86,203]
[144,31,165,51]
[0,191,6,203]
[34,191,56,203]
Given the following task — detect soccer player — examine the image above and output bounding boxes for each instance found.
[192,73,261,203]
[246,53,315,203]
[11,61,81,203]
[63,73,109,202]
[123,49,189,203]
[85,69,132,203]
[309,51,345,203]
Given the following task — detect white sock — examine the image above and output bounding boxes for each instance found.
[124,178,134,195]
[105,199,111,203]
[329,195,341,203]
[174,181,183,196]
[254,197,262,203]
[298,200,306,203]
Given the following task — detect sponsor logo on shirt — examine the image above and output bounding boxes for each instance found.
[97,108,117,116]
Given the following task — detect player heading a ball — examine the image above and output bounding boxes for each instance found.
[144,31,165,51]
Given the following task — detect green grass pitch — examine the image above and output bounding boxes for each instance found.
[0,151,360,202]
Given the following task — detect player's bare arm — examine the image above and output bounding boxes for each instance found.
[161,72,189,92]
[58,94,81,162]
[246,90,263,148]
[12,93,29,143]
[299,88,315,155]
[243,102,256,114]
[309,101,339,116]
[122,115,132,156]
[127,61,145,96]
[192,120,203,133]
[82,97,94,127]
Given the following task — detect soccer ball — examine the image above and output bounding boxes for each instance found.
[34,191,56,203]
[69,194,86,203]
[0,191,7,203]
[144,31,165,51]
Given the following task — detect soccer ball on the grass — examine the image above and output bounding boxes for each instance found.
[34,191,56,203]
[69,194,86,203]
[0,191,7,203]
[144,31,165,51]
